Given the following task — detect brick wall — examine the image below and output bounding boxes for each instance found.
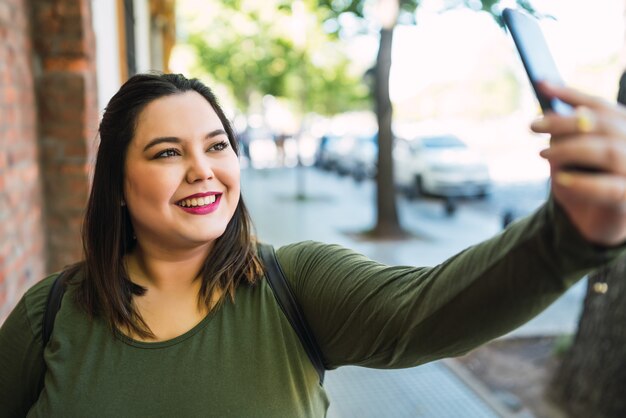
[0,0,47,321]
[33,0,98,271]
[0,0,97,322]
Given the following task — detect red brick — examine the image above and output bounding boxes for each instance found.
[43,57,91,72]
[0,0,46,313]
[1,0,96,315]
[42,123,85,142]
[60,162,88,175]
[0,285,6,313]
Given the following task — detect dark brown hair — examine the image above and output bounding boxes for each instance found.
[74,73,263,339]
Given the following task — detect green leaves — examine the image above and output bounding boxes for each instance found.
[183,0,369,115]
[181,0,540,115]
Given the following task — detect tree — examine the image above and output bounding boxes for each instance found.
[182,0,369,116]
[547,73,626,418]
[316,0,537,237]
[373,1,402,236]
[549,260,626,417]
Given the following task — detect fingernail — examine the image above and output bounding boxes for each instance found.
[555,172,574,186]
[539,148,551,158]
[531,118,549,131]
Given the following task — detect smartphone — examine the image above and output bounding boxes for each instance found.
[502,8,573,115]
[504,8,600,173]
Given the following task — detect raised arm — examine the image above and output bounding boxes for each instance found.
[276,198,624,370]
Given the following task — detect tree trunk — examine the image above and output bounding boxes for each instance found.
[372,27,406,238]
[549,68,626,417]
[549,257,626,417]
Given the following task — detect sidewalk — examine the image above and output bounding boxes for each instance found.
[242,167,584,418]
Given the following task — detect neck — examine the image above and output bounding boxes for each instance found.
[122,241,223,342]
[125,241,213,292]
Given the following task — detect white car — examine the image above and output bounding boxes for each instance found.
[315,134,355,174]
[394,134,491,199]
[349,134,378,182]
[245,127,278,169]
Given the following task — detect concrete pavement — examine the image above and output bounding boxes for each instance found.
[241,166,585,417]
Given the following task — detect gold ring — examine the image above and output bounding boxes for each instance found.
[575,106,596,133]
[593,282,608,294]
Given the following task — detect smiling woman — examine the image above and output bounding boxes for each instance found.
[2,73,626,417]
[124,92,240,252]
[80,74,263,342]
[121,89,247,340]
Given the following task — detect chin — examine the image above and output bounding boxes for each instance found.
[189,227,229,244]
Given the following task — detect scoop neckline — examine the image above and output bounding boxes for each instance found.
[115,307,219,349]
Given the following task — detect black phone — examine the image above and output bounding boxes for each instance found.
[502,8,573,115]
[503,8,601,173]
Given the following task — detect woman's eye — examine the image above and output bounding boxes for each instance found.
[155,149,180,159]
[209,141,229,152]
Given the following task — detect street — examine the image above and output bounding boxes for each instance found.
[242,166,586,417]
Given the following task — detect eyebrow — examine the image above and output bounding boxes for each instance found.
[143,129,227,152]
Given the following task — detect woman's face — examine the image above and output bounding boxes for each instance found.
[123,91,240,251]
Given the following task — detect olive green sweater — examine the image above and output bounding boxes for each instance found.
[0,200,622,417]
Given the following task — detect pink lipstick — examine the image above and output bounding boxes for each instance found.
[176,192,221,215]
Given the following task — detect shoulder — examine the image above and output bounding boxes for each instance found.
[0,273,60,346]
[274,241,376,279]
[24,273,58,300]
[21,273,61,340]
[275,240,350,265]
[23,273,59,308]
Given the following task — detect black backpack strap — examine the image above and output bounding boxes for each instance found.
[42,270,69,346]
[258,243,326,384]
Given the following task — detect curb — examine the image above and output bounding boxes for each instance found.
[442,358,525,418]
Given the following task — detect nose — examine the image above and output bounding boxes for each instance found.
[185,153,214,184]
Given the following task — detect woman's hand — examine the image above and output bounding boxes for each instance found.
[531,82,626,246]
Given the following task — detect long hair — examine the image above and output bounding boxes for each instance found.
[74,73,263,339]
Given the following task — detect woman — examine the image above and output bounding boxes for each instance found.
[1,73,625,417]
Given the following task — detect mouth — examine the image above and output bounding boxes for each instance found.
[176,192,222,208]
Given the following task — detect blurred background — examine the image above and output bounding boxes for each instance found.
[1,0,625,416]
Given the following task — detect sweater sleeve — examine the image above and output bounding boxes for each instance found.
[0,275,56,417]
[275,198,626,370]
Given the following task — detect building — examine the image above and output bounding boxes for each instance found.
[0,0,176,321]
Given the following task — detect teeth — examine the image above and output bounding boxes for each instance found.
[179,195,217,207]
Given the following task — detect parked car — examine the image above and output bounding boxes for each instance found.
[246,127,278,169]
[349,134,378,182]
[337,134,378,182]
[315,134,352,172]
[394,134,491,199]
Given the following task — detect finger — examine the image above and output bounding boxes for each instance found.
[553,171,626,206]
[540,136,626,174]
[532,107,626,140]
[536,81,613,111]
[531,106,600,135]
